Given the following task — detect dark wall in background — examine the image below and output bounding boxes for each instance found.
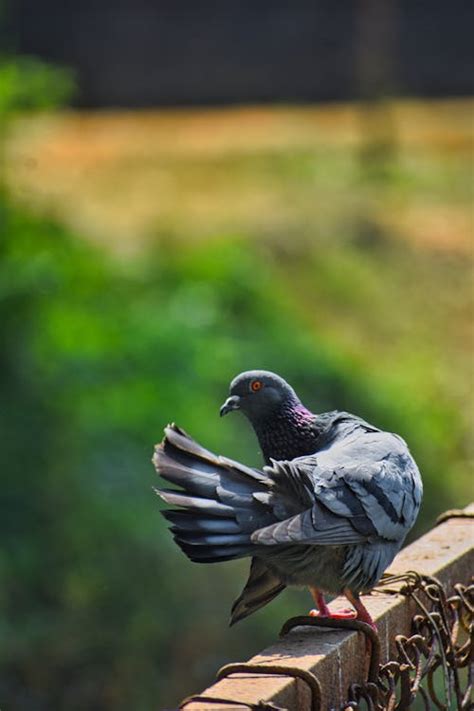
[6,0,474,107]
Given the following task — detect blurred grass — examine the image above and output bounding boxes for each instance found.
[4,101,473,251]
[1,95,473,710]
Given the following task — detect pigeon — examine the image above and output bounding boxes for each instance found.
[153,370,422,629]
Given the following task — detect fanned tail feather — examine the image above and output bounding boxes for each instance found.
[153,424,274,564]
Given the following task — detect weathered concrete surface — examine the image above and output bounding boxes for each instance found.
[184,504,473,710]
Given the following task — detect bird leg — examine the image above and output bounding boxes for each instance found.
[308,587,357,619]
[343,589,377,631]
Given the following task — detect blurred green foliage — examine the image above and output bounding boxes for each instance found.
[1,190,471,709]
[0,56,74,116]
[0,56,472,711]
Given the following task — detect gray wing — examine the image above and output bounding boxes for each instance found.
[251,432,422,547]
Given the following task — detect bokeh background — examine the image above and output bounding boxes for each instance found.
[0,2,473,709]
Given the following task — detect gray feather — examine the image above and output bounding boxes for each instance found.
[156,488,236,516]
[230,557,286,625]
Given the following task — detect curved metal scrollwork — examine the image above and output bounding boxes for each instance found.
[342,574,473,710]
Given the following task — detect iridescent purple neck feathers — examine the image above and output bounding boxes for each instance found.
[293,403,315,421]
[253,400,320,463]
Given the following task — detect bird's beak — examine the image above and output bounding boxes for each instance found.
[220,395,241,417]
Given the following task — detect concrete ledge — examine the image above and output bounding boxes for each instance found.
[182,504,473,710]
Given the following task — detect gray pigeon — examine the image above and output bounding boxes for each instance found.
[153,370,422,629]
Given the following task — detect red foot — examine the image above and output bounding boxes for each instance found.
[309,607,357,620]
[343,589,378,633]
[355,609,377,632]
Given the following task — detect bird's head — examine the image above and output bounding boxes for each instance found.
[220,370,299,422]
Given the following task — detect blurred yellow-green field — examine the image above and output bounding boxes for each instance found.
[1,97,473,709]
[5,100,473,251]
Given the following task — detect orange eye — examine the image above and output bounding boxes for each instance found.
[251,380,263,392]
